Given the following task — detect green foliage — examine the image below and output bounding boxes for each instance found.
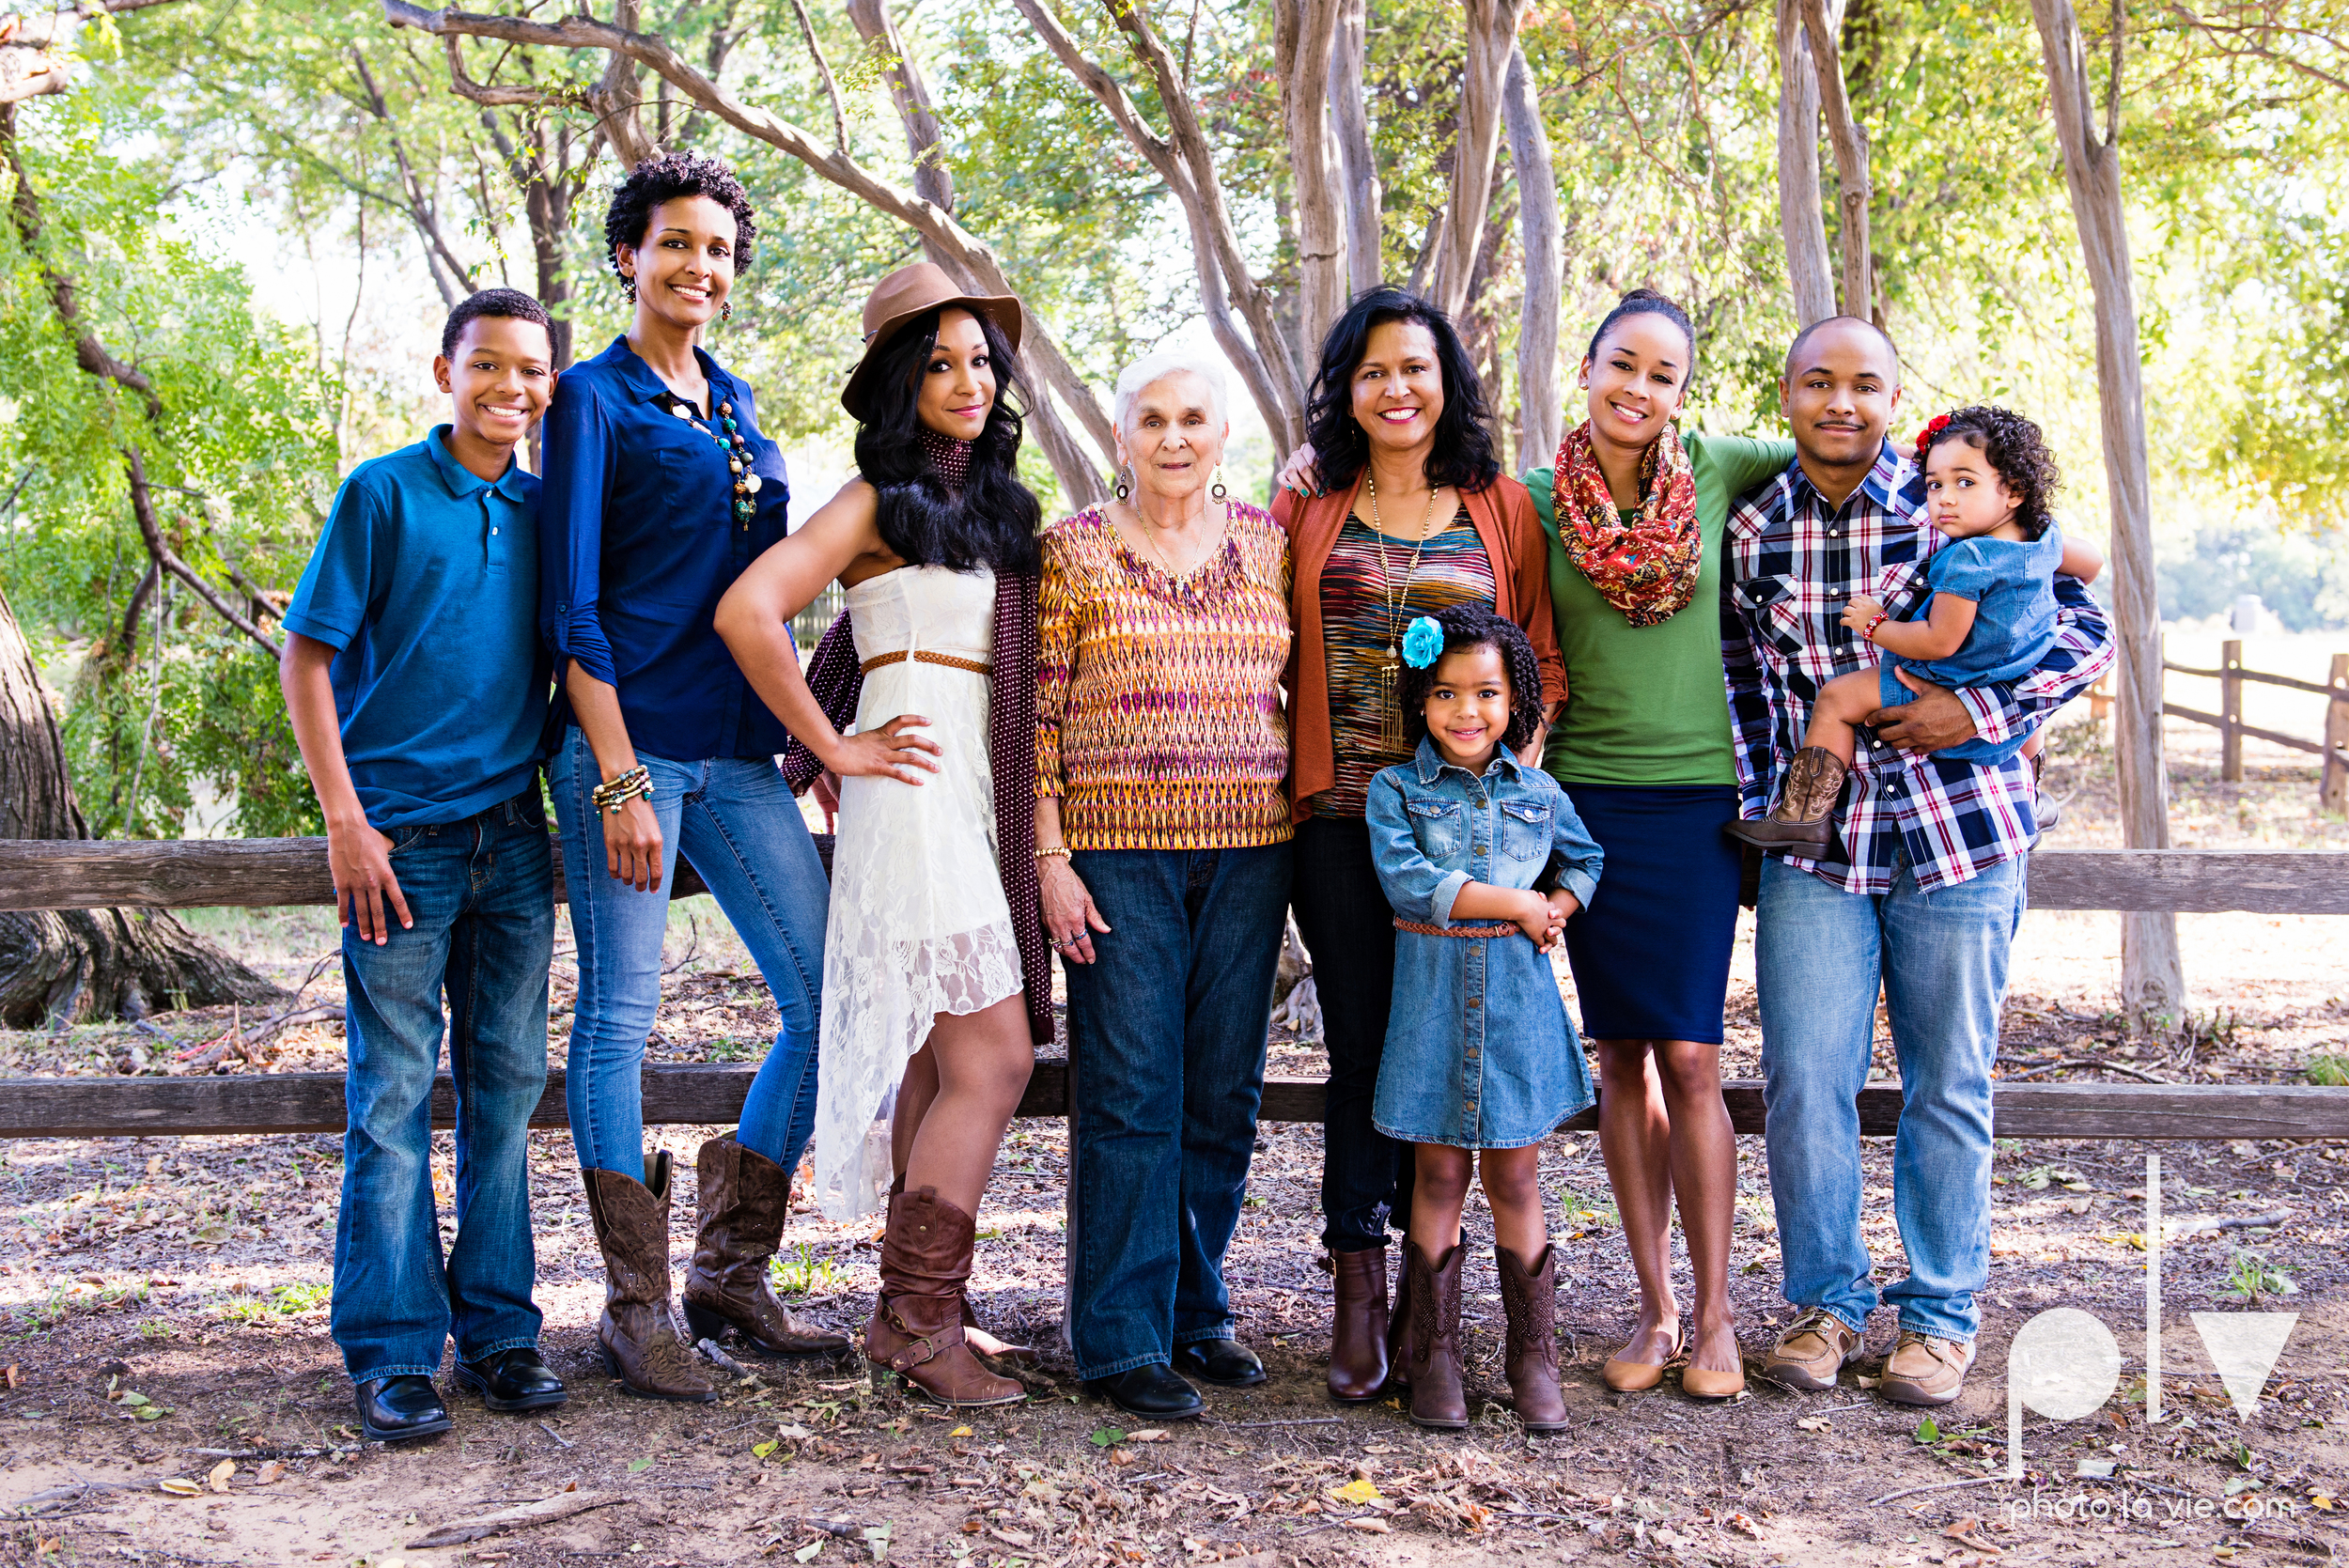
[2305,1053,2349,1088]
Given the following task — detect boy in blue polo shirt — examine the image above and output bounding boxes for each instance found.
[281,288,567,1443]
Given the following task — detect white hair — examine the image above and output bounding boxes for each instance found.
[1112,350,1228,439]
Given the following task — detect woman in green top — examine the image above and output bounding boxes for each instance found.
[1522,289,1793,1402]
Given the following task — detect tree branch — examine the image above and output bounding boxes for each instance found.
[848,0,953,214]
[786,0,848,153]
[123,451,282,659]
[350,46,478,299]
[1798,0,1872,319]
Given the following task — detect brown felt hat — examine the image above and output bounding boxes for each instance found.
[840,262,1024,423]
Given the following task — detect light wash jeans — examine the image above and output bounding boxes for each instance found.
[551,727,826,1178]
[332,791,552,1382]
[1754,851,2027,1343]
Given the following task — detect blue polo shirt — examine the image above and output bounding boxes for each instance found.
[284,427,550,829]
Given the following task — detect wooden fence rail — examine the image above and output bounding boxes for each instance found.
[2160,639,2349,810]
[3,836,2345,1142]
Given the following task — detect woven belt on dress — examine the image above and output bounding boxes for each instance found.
[858,649,993,677]
[1392,918,1520,939]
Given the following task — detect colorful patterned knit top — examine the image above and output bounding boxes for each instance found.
[1036,503,1293,850]
[1315,508,1496,817]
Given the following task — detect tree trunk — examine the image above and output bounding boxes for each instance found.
[1501,44,1560,471]
[1330,0,1381,301]
[1799,0,1872,318]
[1276,0,1348,361]
[1775,0,1837,327]
[0,582,277,1028]
[1426,0,1524,321]
[2027,0,2183,1023]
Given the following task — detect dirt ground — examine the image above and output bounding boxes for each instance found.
[3,710,2344,1567]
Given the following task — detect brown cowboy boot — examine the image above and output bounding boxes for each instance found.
[1325,1247,1391,1403]
[1398,1240,1468,1430]
[888,1172,1034,1363]
[864,1187,1024,1408]
[581,1152,715,1404]
[1724,746,1848,849]
[1497,1244,1566,1434]
[683,1137,849,1357]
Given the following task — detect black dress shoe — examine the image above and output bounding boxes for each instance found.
[1174,1338,1267,1388]
[1086,1363,1204,1421]
[354,1374,452,1443]
[455,1346,568,1413]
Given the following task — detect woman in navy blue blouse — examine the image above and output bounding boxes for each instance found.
[538,154,844,1404]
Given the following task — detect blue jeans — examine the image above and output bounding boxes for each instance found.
[332,791,552,1382]
[1755,852,2028,1343]
[551,727,826,1178]
[1064,843,1292,1379]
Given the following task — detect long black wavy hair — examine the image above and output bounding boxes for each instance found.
[1397,602,1543,752]
[1303,287,1501,496]
[851,307,1042,575]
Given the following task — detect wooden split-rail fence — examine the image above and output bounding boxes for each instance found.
[2,836,2345,1144]
[2154,640,2349,812]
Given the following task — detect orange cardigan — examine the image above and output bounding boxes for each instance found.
[1273,474,1564,821]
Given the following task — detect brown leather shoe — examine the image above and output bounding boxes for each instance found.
[1724,746,1847,849]
[683,1137,849,1358]
[1601,1317,1684,1392]
[1497,1245,1565,1434]
[865,1187,1024,1408]
[1398,1240,1468,1430]
[1325,1247,1391,1403]
[886,1172,1034,1364]
[582,1153,715,1404]
[1762,1307,1863,1392]
[1878,1329,1974,1406]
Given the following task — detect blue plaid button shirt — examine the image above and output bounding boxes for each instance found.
[1721,440,2116,894]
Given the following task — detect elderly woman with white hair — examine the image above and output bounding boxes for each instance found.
[1035,350,1294,1421]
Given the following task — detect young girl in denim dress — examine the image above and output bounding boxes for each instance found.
[1364,603,1603,1434]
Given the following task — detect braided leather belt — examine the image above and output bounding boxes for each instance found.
[859,649,993,677]
[1392,918,1520,939]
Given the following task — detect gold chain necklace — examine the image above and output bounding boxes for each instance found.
[1125,499,1225,583]
[1366,471,1445,750]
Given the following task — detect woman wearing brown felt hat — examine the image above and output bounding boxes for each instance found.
[715,261,1051,1409]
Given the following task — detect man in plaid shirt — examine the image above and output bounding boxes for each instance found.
[1721,318,2114,1406]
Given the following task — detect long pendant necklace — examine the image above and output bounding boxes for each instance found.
[659,390,759,529]
[1366,471,1443,751]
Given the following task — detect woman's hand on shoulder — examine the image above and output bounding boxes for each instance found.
[1274,442,1323,499]
[823,713,942,786]
[1038,857,1110,966]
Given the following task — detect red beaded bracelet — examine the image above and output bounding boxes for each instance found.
[1861,613,1888,643]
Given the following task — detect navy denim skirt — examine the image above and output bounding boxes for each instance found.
[1557,783,1742,1045]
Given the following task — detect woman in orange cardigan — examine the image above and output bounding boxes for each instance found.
[1269,287,1563,1407]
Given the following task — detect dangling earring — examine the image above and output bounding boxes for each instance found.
[1209,463,1229,503]
[1112,465,1132,502]
[721,301,733,322]
[619,275,638,304]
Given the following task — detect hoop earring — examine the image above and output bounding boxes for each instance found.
[1112,465,1132,503]
[721,301,733,322]
[1209,463,1229,503]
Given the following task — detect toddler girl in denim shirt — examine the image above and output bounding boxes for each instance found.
[1364,603,1603,1436]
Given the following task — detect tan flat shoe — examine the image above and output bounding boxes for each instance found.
[1679,1359,1747,1400]
[1601,1322,1684,1393]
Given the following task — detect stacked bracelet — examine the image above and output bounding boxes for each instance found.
[1034,845,1072,862]
[1861,613,1889,644]
[592,766,653,815]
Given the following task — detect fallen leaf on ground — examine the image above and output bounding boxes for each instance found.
[1330,1478,1382,1505]
[3,1364,16,1389]
[1343,1516,1392,1533]
[1796,1417,1830,1433]
[948,1425,973,1438]
[1089,1426,1125,1447]
[158,1478,202,1498]
[1128,1429,1168,1442]
[990,1528,1034,1549]
[1726,1514,1763,1538]
[255,1462,285,1485]
[207,1459,234,1493]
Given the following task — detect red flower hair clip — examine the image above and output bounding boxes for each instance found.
[1912,412,1952,463]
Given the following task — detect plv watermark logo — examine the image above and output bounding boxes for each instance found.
[2005,1154,2298,1480]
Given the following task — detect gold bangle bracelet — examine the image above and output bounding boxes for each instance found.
[1034,845,1072,861]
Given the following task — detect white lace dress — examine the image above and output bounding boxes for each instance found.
[813,565,1023,1219]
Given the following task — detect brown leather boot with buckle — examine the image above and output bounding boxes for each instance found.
[887,1172,1034,1364]
[865,1187,1024,1408]
[582,1152,715,1404]
[1497,1245,1566,1434]
[1762,1307,1862,1391]
[1878,1329,1975,1406]
[1724,746,1848,849]
[683,1137,849,1358]
[1324,1247,1391,1403]
[1398,1240,1468,1430]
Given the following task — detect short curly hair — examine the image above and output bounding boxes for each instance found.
[1918,405,2062,538]
[1396,602,1544,753]
[603,152,758,281]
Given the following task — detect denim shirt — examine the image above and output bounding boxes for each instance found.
[1363,738,1604,1148]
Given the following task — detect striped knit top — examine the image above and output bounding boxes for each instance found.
[1035,504,1293,850]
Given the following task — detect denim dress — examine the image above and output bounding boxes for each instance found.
[1365,739,1604,1149]
[1875,528,2064,766]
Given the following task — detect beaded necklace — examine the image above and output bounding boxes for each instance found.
[659,389,759,526]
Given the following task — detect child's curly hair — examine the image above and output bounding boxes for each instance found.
[1916,405,2061,538]
[1396,603,1544,753]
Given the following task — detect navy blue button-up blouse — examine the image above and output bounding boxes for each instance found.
[538,335,795,760]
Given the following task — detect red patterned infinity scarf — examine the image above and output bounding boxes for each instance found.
[1553,419,1702,628]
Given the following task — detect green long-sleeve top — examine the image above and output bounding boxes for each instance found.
[1524,431,1796,787]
